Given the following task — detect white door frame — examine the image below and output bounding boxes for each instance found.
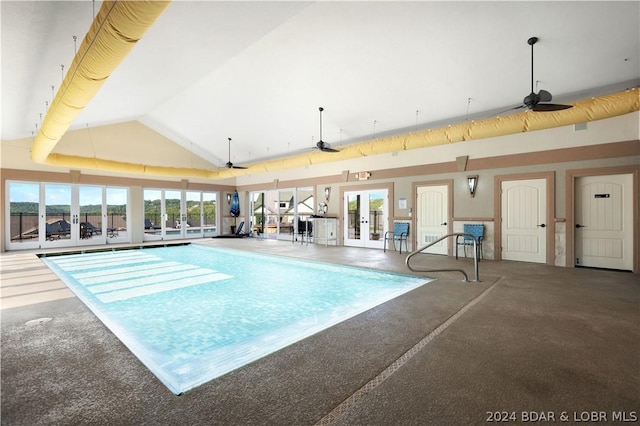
[340,182,393,248]
[566,166,638,273]
[343,189,389,249]
[495,172,554,265]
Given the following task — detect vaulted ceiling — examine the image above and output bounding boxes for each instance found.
[2,1,639,175]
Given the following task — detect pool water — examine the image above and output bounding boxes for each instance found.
[41,244,431,394]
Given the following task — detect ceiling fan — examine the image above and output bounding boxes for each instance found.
[225,137,247,169]
[519,36,573,112]
[315,107,339,152]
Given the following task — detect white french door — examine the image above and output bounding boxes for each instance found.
[6,181,129,250]
[343,189,388,249]
[143,189,186,241]
[575,174,633,271]
[501,178,547,263]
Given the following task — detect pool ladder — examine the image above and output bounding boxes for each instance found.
[405,233,480,282]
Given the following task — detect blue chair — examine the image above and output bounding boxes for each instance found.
[384,222,410,254]
[456,224,484,260]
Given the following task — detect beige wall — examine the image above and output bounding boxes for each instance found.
[2,113,639,271]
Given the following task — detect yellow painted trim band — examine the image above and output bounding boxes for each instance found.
[40,89,639,180]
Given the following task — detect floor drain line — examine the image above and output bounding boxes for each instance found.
[315,278,503,426]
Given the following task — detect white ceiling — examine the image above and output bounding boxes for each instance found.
[2,1,639,170]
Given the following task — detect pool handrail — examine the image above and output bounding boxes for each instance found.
[405,232,480,282]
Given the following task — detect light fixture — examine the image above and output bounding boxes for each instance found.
[324,187,331,202]
[227,193,232,204]
[467,175,478,197]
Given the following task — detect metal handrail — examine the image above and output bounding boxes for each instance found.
[405,232,480,282]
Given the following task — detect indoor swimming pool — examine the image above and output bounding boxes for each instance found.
[40,244,432,394]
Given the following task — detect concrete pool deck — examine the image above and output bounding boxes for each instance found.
[1,238,639,425]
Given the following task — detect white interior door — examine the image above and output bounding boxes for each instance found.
[575,174,633,271]
[416,185,448,255]
[344,189,387,249]
[501,179,547,263]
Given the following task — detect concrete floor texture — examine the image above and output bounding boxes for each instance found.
[1,238,638,425]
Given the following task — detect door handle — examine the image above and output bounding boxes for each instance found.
[575,224,586,228]
[537,224,546,228]
[441,222,447,226]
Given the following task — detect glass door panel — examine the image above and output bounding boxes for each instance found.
[277,189,295,241]
[296,188,314,243]
[185,191,202,238]
[164,190,183,240]
[106,187,129,242]
[77,186,105,246]
[250,192,265,237]
[42,183,73,248]
[202,192,217,237]
[7,182,40,249]
[264,190,278,239]
[345,192,361,243]
[369,190,385,244]
[143,189,163,241]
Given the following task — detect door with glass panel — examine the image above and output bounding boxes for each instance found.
[183,191,218,238]
[41,183,75,248]
[250,192,265,237]
[185,191,203,238]
[202,192,217,237]
[143,189,164,241]
[106,187,130,242]
[262,190,279,239]
[7,182,129,250]
[76,185,106,246]
[343,189,387,249]
[143,189,184,241]
[296,188,314,242]
[277,189,295,241]
[6,181,41,250]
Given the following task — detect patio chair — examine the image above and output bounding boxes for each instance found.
[83,221,101,236]
[455,224,484,260]
[80,222,93,239]
[144,219,161,230]
[384,222,410,254]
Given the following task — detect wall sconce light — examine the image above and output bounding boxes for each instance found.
[324,187,331,202]
[467,175,478,197]
[226,193,232,204]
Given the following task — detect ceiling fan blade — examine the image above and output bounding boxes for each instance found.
[320,146,340,153]
[232,165,248,169]
[532,103,573,112]
[317,139,339,153]
[523,92,537,108]
[538,89,553,103]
